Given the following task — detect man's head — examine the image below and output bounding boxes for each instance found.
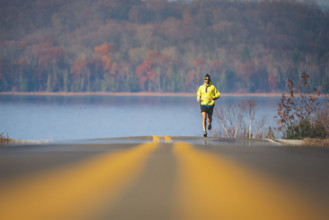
[204,74,211,84]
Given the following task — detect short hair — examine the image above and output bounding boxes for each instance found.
[204,74,211,80]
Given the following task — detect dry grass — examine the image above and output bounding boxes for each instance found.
[303,138,329,147]
[0,133,13,144]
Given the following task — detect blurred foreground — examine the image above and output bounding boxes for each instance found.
[1,136,329,220]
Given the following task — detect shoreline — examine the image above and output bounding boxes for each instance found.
[0,91,283,97]
[2,137,328,147]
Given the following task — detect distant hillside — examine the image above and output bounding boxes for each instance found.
[1,0,328,93]
[319,5,329,11]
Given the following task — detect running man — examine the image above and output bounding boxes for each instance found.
[197,74,220,137]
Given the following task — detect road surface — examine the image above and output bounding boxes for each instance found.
[1,136,329,220]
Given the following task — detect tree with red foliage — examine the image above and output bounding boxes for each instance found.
[275,73,323,138]
[136,51,166,91]
[184,58,206,90]
[94,43,119,90]
[94,43,116,72]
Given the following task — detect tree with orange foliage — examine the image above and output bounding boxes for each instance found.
[136,51,166,91]
[94,43,114,57]
[94,43,118,91]
[94,43,115,73]
[94,43,119,91]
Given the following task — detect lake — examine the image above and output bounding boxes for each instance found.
[0,95,281,141]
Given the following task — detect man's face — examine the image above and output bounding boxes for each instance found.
[204,78,210,83]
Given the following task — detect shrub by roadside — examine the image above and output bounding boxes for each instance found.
[213,99,267,139]
[285,118,327,139]
[303,138,329,147]
[276,73,328,140]
[0,133,13,144]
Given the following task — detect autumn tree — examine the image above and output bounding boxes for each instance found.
[136,51,171,91]
[1,0,328,93]
[94,43,118,91]
[35,43,66,91]
[275,73,326,139]
[94,43,115,72]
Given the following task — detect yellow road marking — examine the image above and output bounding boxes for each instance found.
[0,142,158,220]
[173,142,329,220]
[152,135,160,142]
[152,135,172,143]
[162,135,172,142]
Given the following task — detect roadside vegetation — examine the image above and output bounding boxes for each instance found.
[212,99,268,139]
[213,73,328,145]
[0,132,12,144]
[275,73,328,143]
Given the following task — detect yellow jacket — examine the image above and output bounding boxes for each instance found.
[197,81,220,106]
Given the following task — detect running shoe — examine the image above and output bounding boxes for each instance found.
[208,123,212,130]
[203,131,207,137]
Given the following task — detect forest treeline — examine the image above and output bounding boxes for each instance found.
[1,0,328,93]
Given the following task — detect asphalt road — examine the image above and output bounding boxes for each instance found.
[1,136,329,220]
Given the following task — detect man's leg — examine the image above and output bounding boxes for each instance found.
[208,105,214,130]
[202,112,207,132]
[208,114,212,130]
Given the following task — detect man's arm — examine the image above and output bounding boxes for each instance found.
[197,86,201,102]
[212,86,220,100]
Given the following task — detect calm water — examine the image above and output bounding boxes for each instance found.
[0,95,280,141]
